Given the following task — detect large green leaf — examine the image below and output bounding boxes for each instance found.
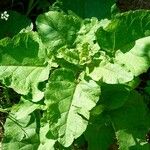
[57,0,115,19]
[100,84,130,110]
[0,11,32,40]
[96,10,150,54]
[36,11,81,54]
[110,91,150,150]
[12,98,41,120]
[115,36,150,76]
[86,124,115,150]
[87,59,133,84]
[87,36,150,84]
[0,32,50,101]
[44,68,100,147]
[85,113,115,150]
[2,101,40,150]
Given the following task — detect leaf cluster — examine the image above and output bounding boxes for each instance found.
[0,0,150,150]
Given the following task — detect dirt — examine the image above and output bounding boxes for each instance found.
[117,0,150,11]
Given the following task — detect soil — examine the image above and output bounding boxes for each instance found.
[117,0,150,11]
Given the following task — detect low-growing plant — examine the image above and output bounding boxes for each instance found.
[0,0,150,150]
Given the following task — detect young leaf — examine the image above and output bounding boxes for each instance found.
[75,18,108,65]
[44,68,100,147]
[55,18,107,68]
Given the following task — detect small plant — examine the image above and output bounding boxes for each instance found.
[1,11,9,21]
[0,0,150,150]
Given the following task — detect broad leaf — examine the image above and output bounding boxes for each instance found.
[110,91,150,150]
[12,98,41,120]
[0,32,50,101]
[44,68,100,147]
[2,102,40,150]
[96,10,150,54]
[86,124,115,150]
[100,84,130,110]
[115,36,150,76]
[87,59,133,84]
[87,36,150,84]
[85,113,115,150]
[36,11,81,54]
